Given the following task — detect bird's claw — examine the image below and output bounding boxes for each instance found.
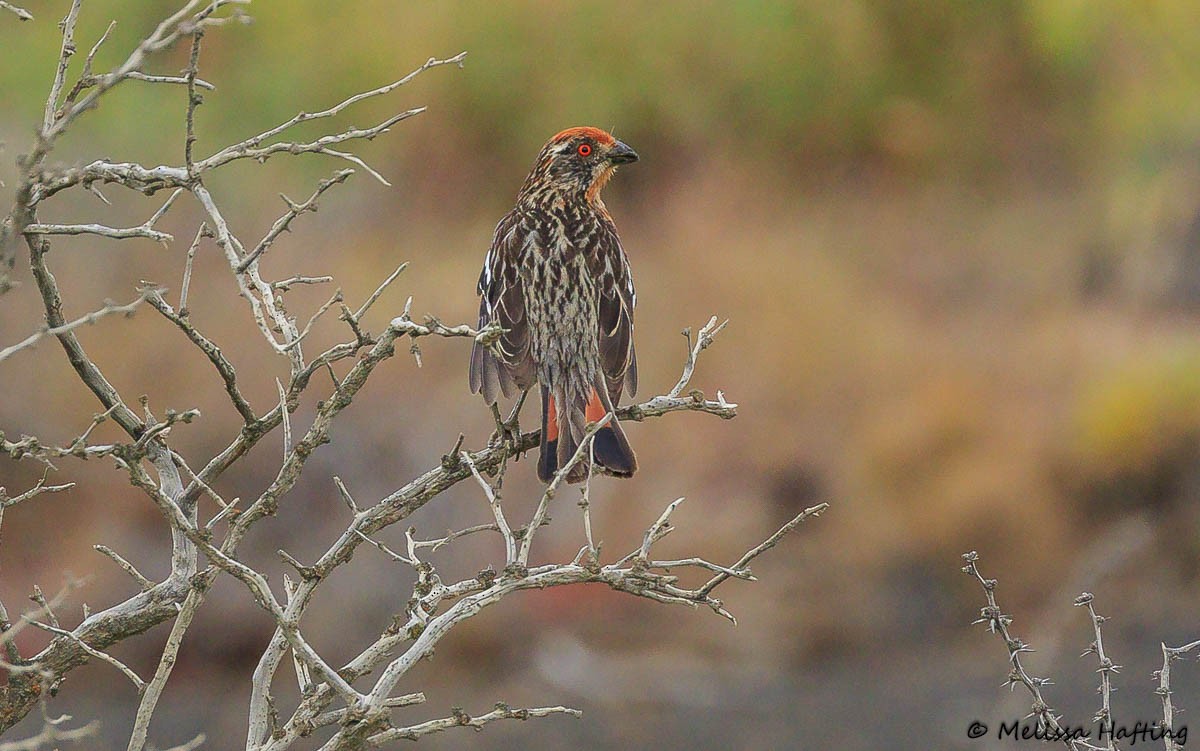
[488,405,521,458]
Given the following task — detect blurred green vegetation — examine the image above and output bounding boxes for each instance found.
[3,0,1200,184]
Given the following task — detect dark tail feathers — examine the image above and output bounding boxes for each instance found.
[537,385,637,483]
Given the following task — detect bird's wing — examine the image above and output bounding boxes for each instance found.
[470,210,535,404]
[594,222,638,402]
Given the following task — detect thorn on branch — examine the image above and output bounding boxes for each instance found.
[440,434,465,469]
[278,550,316,580]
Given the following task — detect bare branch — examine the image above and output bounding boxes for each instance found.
[0,2,32,21]
[43,1,250,141]
[273,275,333,290]
[237,170,354,272]
[668,315,729,398]
[333,476,359,514]
[698,502,827,596]
[199,53,467,172]
[518,414,611,566]
[353,529,414,566]
[0,715,98,751]
[1158,639,1200,751]
[23,221,172,244]
[192,182,299,359]
[32,161,191,203]
[650,557,755,580]
[366,702,582,746]
[0,288,155,363]
[145,287,257,424]
[25,619,145,693]
[43,0,83,131]
[281,288,343,352]
[0,578,86,659]
[25,188,182,245]
[177,224,208,314]
[639,497,684,561]
[275,379,291,460]
[0,473,74,509]
[962,551,1084,747]
[1074,593,1120,748]
[353,262,408,321]
[0,1,790,744]
[93,545,154,592]
[59,21,117,115]
[183,29,203,177]
[127,586,206,751]
[460,451,516,566]
[126,71,214,89]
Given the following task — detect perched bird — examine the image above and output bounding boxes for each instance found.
[470,127,640,483]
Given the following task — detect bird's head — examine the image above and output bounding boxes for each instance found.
[520,126,638,205]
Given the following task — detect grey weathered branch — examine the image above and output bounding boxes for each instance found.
[144,288,257,423]
[0,289,156,364]
[0,3,807,748]
[93,545,154,592]
[958,554,1200,751]
[1,6,478,739]
[0,709,97,751]
[518,414,612,566]
[242,313,767,748]
[24,188,182,245]
[1157,639,1200,751]
[306,498,825,749]
[0,475,74,510]
[126,71,215,89]
[0,1,32,21]
[25,619,145,693]
[126,587,205,751]
[199,52,467,173]
[42,0,83,133]
[364,702,584,746]
[962,552,1081,747]
[237,170,354,272]
[22,221,172,244]
[461,452,517,566]
[1074,593,1120,751]
[669,316,729,398]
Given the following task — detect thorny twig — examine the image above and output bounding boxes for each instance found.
[0,289,158,364]
[963,552,1082,747]
[1157,639,1200,751]
[1075,592,1121,750]
[961,553,1197,751]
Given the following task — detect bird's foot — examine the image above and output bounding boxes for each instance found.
[487,403,521,456]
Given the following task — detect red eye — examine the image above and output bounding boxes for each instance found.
[577,143,592,157]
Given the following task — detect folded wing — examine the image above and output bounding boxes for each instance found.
[470,211,536,403]
[593,226,638,404]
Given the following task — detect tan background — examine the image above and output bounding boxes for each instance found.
[3,2,1200,748]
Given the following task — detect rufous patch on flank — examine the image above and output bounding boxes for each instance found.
[550,126,616,146]
[546,394,559,442]
[584,389,607,423]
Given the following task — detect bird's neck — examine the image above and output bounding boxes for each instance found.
[517,183,600,214]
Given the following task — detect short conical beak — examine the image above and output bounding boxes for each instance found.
[608,140,639,164]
